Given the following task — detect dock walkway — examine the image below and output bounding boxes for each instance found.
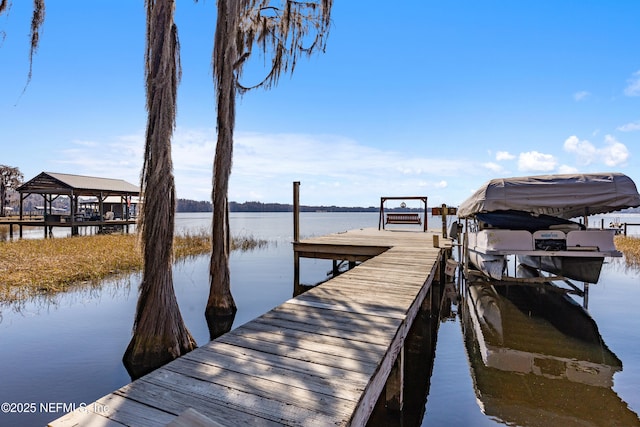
[50,228,445,427]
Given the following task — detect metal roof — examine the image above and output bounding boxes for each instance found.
[17,172,140,196]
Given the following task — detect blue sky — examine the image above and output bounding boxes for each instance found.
[1,1,640,208]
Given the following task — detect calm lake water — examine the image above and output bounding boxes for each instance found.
[1,212,639,426]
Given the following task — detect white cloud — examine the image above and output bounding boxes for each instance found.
[563,135,597,165]
[518,151,557,172]
[624,70,640,96]
[56,129,216,201]
[53,129,480,206]
[57,135,144,185]
[230,132,473,205]
[483,162,504,173]
[558,164,579,174]
[418,180,448,189]
[495,151,515,161]
[573,91,590,101]
[601,135,629,166]
[563,135,580,152]
[617,121,640,132]
[563,134,629,168]
[72,140,99,148]
[55,128,631,207]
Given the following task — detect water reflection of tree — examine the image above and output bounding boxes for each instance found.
[607,255,640,276]
[0,238,271,325]
[0,274,137,322]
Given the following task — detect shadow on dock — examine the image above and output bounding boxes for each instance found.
[365,275,450,426]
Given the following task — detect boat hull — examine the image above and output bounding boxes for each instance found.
[518,255,604,283]
[464,227,616,283]
[468,249,506,280]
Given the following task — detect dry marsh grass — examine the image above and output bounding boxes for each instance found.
[0,231,267,303]
[615,235,640,268]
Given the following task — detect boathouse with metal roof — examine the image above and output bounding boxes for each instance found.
[13,172,140,237]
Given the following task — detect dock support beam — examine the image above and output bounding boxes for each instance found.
[583,282,589,309]
[441,203,447,238]
[293,181,301,287]
[385,347,404,412]
[293,181,300,243]
[293,252,300,288]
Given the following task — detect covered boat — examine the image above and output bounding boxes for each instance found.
[458,172,640,283]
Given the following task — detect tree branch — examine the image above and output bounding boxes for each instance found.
[233,0,332,94]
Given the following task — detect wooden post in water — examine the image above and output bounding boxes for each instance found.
[441,203,447,238]
[293,181,300,243]
[583,282,590,309]
[386,346,404,412]
[293,181,300,287]
[19,194,23,239]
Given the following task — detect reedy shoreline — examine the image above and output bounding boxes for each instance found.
[614,235,640,268]
[0,231,266,303]
[1,231,638,304]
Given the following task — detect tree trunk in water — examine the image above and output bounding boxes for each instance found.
[206,0,238,320]
[205,0,332,321]
[123,0,196,380]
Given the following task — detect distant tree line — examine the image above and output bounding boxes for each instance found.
[230,201,291,212]
[176,199,213,212]
[176,199,429,213]
[228,201,384,212]
[622,206,640,214]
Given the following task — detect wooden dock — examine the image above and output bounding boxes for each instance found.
[0,218,137,239]
[49,228,447,427]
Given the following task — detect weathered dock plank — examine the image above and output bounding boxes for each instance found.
[260,305,399,341]
[217,332,378,374]
[119,371,320,426]
[239,320,388,354]
[179,343,368,402]
[286,297,407,320]
[198,340,373,384]
[49,228,445,427]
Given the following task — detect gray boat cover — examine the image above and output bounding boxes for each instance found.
[458,172,640,219]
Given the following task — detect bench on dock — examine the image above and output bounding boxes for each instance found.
[385,213,422,225]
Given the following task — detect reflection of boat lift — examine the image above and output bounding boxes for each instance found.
[461,282,640,426]
[467,258,593,308]
[466,286,622,387]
